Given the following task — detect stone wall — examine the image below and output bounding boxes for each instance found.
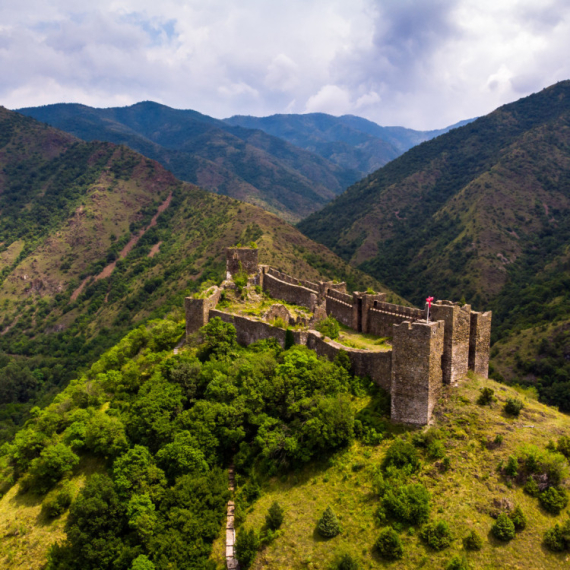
[266,267,319,293]
[469,310,492,377]
[325,288,353,304]
[325,296,354,328]
[306,331,392,392]
[391,320,445,425]
[431,301,471,386]
[209,309,308,348]
[226,247,259,277]
[263,272,318,311]
[185,286,222,337]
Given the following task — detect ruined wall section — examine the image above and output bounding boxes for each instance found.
[306,331,392,392]
[430,301,471,386]
[367,302,424,337]
[391,320,445,425]
[325,288,352,304]
[263,273,318,311]
[325,296,354,328]
[266,267,319,293]
[185,286,222,338]
[209,309,308,348]
[226,247,259,277]
[469,311,492,377]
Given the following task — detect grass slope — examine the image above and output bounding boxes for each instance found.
[231,375,570,569]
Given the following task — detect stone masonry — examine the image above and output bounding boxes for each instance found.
[391,320,445,425]
[184,248,492,425]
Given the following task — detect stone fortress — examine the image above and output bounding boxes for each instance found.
[185,247,492,426]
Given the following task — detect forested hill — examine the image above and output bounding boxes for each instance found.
[17,102,361,222]
[298,80,570,408]
[0,107,386,444]
[224,112,474,176]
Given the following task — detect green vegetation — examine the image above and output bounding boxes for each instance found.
[315,316,340,340]
[317,506,341,538]
[491,513,516,541]
[375,527,403,560]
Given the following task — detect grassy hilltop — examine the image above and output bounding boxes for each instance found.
[1,315,569,570]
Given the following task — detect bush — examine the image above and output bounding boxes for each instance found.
[427,439,446,460]
[383,483,431,524]
[491,513,516,541]
[131,555,156,570]
[375,528,403,560]
[265,501,284,530]
[235,528,260,569]
[504,455,518,478]
[317,506,341,538]
[382,438,421,475]
[557,435,570,459]
[540,487,568,514]
[42,484,73,518]
[543,519,570,552]
[446,555,471,570]
[420,520,452,550]
[509,505,527,531]
[463,529,483,551]
[28,443,79,493]
[316,316,340,340]
[335,553,359,570]
[524,478,540,497]
[477,387,495,405]
[504,398,523,417]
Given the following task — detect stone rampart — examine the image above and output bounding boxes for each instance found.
[263,272,317,311]
[209,309,308,348]
[325,296,354,328]
[266,267,319,293]
[185,287,222,337]
[373,301,425,320]
[430,301,471,386]
[391,320,445,425]
[469,311,492,377]
[306,331,392,392]
[325,288,353,304]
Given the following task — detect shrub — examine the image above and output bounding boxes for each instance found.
[42,484,73,518]
[504,455,518,478]
[235,528,260,569]
[491,513,516,541]
[28,443,79,493]
[463,529,483,551]
[420,520,452,551]
[316,316,340,340]
[383,483,431,524]
[524,478,540,497]
[265,501,284,530]
[317,506,341,538]
[382,438,421,475]
[446,555,471,570]
[427,439,446,460]
[494,434,504,446]
[540,487,568,514]
[504,398,523,417]
[375,528,403,560]
[335,553,359,570]
[442,456,451,471]
[131,555,155,570]
[557,436,570,460]
[477,387,495,406]
[543,519,570,552]
[509,505,527,531]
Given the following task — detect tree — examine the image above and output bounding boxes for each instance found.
[235,528,259,569]
[317,506,341,538]
[29,443,79,493]
[265,501,284,531]
[420,520,452,550]
[491,513,516,541]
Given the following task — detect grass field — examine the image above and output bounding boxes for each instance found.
[224,375,570,570]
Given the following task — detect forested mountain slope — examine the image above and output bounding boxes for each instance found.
[0,107,385,444]
[224,113,474,175]
[298,80,570,408]
[17,102,361,222]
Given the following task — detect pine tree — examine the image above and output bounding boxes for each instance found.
[317,506,341,538]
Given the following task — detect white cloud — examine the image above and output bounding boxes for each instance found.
[0,0,569,128]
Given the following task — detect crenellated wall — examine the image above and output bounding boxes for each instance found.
[325,295,354,328]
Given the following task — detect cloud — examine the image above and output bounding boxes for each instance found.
[0,0,569,128]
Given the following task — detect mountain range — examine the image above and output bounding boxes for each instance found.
[17,103,469,222]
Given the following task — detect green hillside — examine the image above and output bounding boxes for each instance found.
[17,102,361,222]
[0,107,385,444]
[298,81,570,409]
[1,317,570,570]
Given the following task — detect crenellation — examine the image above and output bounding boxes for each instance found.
[184,247,493,426]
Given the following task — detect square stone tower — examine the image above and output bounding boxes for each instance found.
[391,320,445,425]
[469,310,492,377]
[430,301,471,386]
[226,247,259,278]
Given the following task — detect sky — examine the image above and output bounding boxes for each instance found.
[1,0,570,129]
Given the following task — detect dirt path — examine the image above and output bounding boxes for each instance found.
[69,192,172,300]
[226,465,239,570]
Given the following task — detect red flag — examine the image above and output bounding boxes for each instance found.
[426,296,434,308]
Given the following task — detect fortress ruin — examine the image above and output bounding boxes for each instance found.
[185,247,492,425]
